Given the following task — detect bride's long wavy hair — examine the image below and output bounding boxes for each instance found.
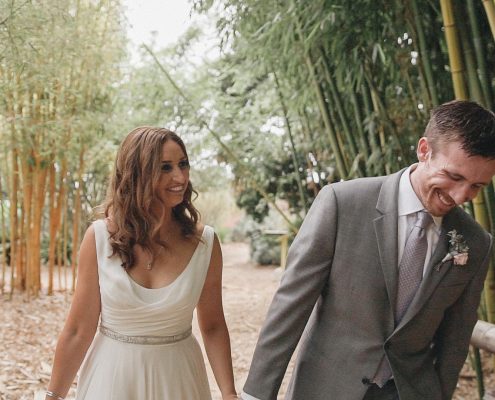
[101,126,200,269]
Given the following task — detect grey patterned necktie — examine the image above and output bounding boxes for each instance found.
[395,210,433,324]
[373,210,432,386]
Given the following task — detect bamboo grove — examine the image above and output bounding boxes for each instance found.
[0,1,495,312]
[185,0,495,395]
[186,0,495,313]
[0,0,125,298]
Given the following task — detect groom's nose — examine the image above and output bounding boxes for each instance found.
[450,184,478,205]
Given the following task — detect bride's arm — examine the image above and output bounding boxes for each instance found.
[197,234,238,400]
[45,225,101,399]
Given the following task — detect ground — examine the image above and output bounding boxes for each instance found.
[0,242,493,399]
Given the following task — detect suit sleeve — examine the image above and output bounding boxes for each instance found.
[434,235,492,399]
[243,185,338,400]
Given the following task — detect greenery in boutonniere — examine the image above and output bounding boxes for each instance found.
[436,230,469,270]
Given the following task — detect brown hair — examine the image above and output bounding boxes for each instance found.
[425,100,495,159]
[102,126,200,269]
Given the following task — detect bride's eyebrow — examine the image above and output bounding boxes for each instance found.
[161,156,187,162]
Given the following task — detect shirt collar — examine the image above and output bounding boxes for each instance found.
[399,166,443,229]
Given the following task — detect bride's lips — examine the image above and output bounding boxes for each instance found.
[167,185,185,193]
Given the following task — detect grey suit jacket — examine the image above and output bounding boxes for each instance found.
[243,169,492,400]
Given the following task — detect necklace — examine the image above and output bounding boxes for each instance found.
[146,245,163,270]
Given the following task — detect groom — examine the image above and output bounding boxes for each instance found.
[242,100,495,400]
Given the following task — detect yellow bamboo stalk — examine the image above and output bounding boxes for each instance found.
[63,193,69,291]
[8,144,19,299]
[0,174,7,294]
[440,0,468,100]
[31,158,48,295]
[21,154,34,298]
[71,146,85,292]
[48,157,67,294]
[473,193,495,322]
[482,0,495,40]
[48,163,57,294]
[58,159,68,290]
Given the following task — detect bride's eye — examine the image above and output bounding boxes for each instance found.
[161,163,173,172]
[179,160,190,169]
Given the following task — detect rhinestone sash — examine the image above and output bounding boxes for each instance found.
[99,325,192,345]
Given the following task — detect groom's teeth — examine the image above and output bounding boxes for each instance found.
[438,192,452,205]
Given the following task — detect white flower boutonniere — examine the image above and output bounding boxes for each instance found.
[436,229,469,271]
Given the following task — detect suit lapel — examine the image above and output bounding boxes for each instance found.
[395,209,458,331]
[373,169,404,327]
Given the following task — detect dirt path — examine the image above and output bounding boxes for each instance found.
[0,242,489,399]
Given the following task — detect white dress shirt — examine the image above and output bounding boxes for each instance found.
[398,166,442,275]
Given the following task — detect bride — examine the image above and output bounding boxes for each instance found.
[45,127,238,400]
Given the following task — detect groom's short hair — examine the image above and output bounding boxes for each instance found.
[425,100,495,159]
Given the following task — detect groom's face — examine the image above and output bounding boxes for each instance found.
[411,137,495,217]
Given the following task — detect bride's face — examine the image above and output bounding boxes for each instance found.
[155,139,190,209]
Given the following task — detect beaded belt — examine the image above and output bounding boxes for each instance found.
[99,325,192,345]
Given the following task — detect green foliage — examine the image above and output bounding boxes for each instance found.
[187,0,494,225]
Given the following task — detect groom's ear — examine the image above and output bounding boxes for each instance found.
[417,137,431,162]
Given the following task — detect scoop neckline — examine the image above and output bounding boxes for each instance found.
[125,226,207,291]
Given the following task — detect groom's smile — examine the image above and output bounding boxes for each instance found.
[411,137,495,217]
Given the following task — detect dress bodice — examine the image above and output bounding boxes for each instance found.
[93,219,214,336]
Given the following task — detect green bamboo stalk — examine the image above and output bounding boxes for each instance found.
[320,49,361,176]
[272,69,308,214]
[360,83,385,176]
[363,66,408,169]
[467,0,493,109]
[411,0,439,106]
[458,16,485,104]
[304,52,348,179]
[403,67,424,120]
[469,346,485,399]
[349,90,370,161]
[300,108,325,191]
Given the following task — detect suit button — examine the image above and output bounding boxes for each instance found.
[384,342,390,350]
[362,377,371,385]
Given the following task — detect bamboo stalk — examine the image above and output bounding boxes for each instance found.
[440,0,468,100]
[63,192,69,291]
[305,53,348,179]
[411,0,439,106]
[47,162,57,294]
[468,0,493,109]
[481,0,495,41]
[71,146,85,292]
[349,90,370,161]
[31,157,48,295]
[473,191,495,323]
[458,3,485,104]
[0,174,7,294]
[272,69,308,215]
[320,49,361,175]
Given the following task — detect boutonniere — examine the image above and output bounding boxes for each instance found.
[435,229,469,271]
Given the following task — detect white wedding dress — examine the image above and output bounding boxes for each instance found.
[75,219,213,400]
